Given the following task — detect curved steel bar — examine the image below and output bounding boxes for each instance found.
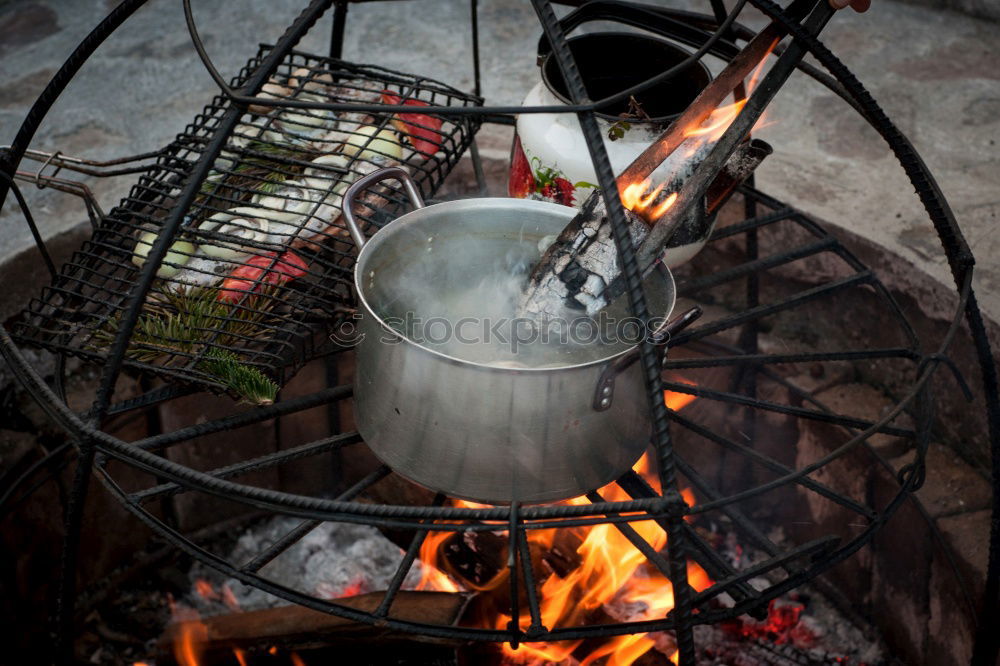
[93,447,929,647]
[528,0,705,660]
[0,0,994,660]
[688,271,971,517]
[0,1,968,524]
[0,172,57,279]
[132,385,352,453]
[0,0,152,209]
[0,441,74,519]
[741,1,997,660]
[181,0,749,120]
[171,0,877,124]
[53,441,95,662]
[689,341,977,625]
[0,316,685,527]
[84,460,782,643]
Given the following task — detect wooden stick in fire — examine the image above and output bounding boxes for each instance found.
[634,1,836,273]
[518,0,835,319]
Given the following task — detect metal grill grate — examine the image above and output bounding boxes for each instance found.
[0,1,996,664]
[11,47,482,402]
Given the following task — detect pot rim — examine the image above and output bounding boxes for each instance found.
[539,32,713,124]
[352,197,677,373]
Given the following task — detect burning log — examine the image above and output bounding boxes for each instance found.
[517,135,770,320]
[156,591,470,665]
[360,474,583,606]
[518,0,833,320]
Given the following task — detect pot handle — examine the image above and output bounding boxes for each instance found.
[592,305,702,412]
[341,166,425,249]
[536,1,740,65]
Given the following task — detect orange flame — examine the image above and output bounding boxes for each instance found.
[621,181,678,222]
[665,374,698,413]
[415,530,462,593]
[622,43,775,224]
[683,100,745,141]
[416,379,706,665]
[683,41,774,144]
[172,618,208,666]
[233,648,249,666]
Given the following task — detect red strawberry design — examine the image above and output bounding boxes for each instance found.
[508,135,535,198]
[552,177,575,206]
[538,178,575,206]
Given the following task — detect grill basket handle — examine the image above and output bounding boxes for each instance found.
[342,166,425,249]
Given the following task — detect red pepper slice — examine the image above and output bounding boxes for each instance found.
[218,278,256,304]
[380,90,443,157]
[218,251,309,302]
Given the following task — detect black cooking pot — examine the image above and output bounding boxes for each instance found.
[540,31,713,124]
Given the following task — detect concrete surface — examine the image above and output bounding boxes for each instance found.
[903,0,1000,22]
[0,0,997,329]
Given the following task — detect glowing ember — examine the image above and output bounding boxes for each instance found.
[194,578,220,602]
[340,576,367,598]
[233,647,250,666]
[290,652,308,666]
[726,598,816,649]
[221,583,241,612]
[414,381,705,665]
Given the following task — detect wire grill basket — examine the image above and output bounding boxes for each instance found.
[11,46,482,403]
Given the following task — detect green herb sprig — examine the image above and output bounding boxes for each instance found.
[90,286,283,404]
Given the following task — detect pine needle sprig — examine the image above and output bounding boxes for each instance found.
[88,285,286,404]
[198,348,278,405]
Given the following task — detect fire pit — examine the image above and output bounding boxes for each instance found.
[0,1,996,666]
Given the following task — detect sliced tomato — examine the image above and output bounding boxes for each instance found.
[380,90,443,157]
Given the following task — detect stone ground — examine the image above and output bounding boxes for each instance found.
[0,0,997,327]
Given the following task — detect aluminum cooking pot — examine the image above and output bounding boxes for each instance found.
[342,167,685,504]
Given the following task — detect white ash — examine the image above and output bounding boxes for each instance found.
[186,516,427,614]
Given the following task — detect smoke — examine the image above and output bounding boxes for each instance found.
[357,209,652,368]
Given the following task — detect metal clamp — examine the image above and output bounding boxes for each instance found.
[33,150,63,189]
[341,166,425,250]
[592,305,702,411]
[2,146,162,227]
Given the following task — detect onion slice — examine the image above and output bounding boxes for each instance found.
[131,230,196,279]
[197,208,272,260]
